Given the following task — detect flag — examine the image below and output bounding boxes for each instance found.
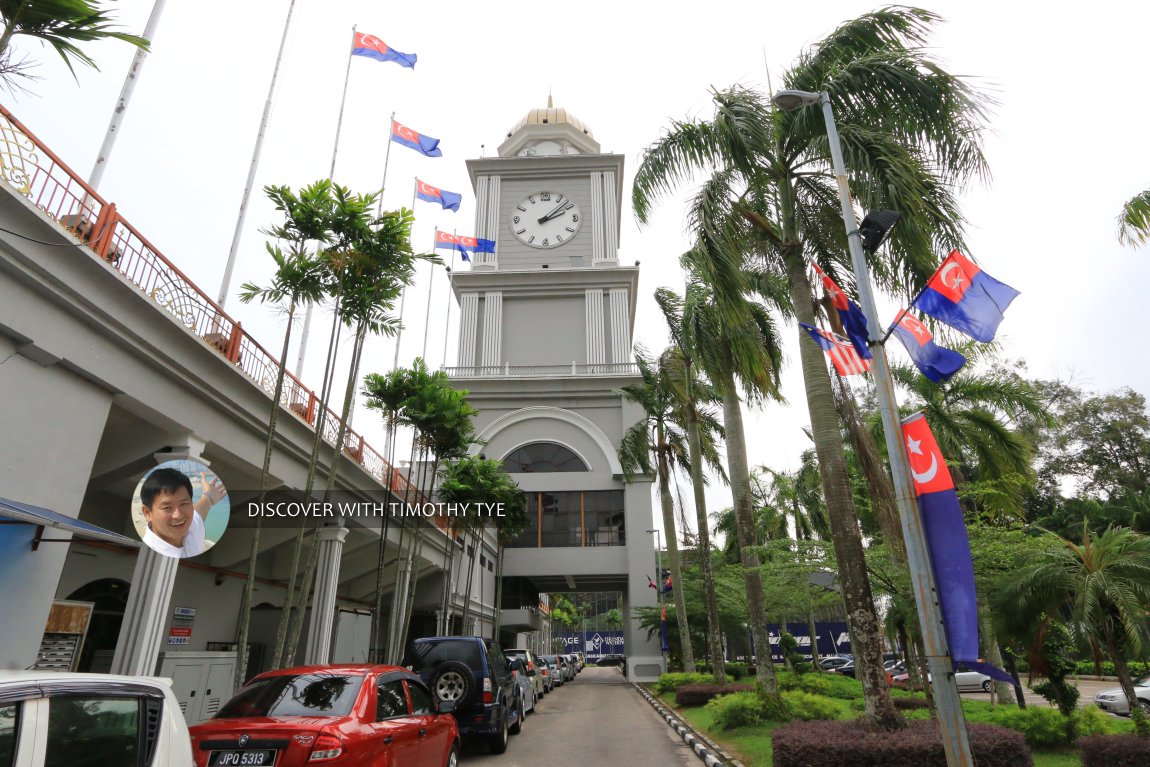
[812,262,872,360]
[660,602,669,652]
[902,413,1013,683]
[351,32,417,68]
[392,120,442,158]
[416,179,461,212]
[914,250,1019,342]
[648,575,658,590]
[476,238,495,254]
[889,310,967,383]
[434,231,460,251]
[799,323,870,376]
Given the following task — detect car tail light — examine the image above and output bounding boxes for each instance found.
[483,676,493,704]
[527,661,534,672]
[309,735,343,761]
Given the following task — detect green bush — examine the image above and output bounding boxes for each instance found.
[992,707,1073,749]
[706,691,765,730]
[726,663,748,681]
[1073,705,1115,739]
[794,674,831,696]
[653,672,714,694]
[817,673,865,700]
[781,690,847,721]
[1072,660,1150,677]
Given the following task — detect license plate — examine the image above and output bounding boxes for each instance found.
[208,750,277,766]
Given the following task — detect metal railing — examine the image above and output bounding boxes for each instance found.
[0,104,429,511]
[444,362,639,377]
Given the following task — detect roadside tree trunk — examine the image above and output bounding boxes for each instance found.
[656,423,695,672]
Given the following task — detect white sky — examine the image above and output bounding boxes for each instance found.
[8,0,1150,540]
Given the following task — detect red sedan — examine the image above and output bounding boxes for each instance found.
[189,664,459,767]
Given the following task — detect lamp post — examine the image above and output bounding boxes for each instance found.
[772,89,974,766]
[645,528,666,671]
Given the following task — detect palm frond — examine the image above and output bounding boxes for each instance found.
[1117,189,1150,247]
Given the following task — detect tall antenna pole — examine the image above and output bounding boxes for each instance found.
[216,0,299,306]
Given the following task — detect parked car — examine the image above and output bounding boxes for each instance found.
[0,670,194,767]
[189,664,459,767]
[562,654,577,681]
[832,661,857,678]
[506,648,545,698]
[540,655,563,687]
[891,665,993,692]
[596,654,626,667]
[507,657,537,717]
[818,655,853,671]
[1093,674,1150,716]
[575,652,586,671]
[403,636,521,753]
[884,659,907,673]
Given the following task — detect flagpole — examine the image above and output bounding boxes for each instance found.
[421,210,437,360]
[215,0,298,306]
[441,234,457,368]
[296,24,356,378]
[89,0,167,191]
[377,111,396,216]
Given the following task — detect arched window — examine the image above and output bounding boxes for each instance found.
[502,442,588,473]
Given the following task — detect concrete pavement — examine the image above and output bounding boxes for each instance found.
[461,666,698,766]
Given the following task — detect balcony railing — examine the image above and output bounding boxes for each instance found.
[444,362,639,378]
[0,104,429,510]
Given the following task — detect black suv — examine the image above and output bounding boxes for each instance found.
[402,636,521,753]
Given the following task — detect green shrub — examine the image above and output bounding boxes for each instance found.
[1080,734,1150,766]
[675,683,754,707]
[818,673,865,700]
[1073,705,1115,739]
[781,690,846,721]
[654,672,714,694]
[992,706,1073,749]
[795,674,831,696]
[1072,660,1150,677]
[706,691,765,730]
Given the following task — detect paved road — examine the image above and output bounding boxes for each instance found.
[461,666,697,766]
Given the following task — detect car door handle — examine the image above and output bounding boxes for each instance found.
[383,736,394,744]
[419,728,427,737]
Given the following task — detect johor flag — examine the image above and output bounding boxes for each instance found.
[799,323,870,377]
[889,311,966,383]
[391,120,442,157]
[914,250,1019,342]
[416,179,461,212]
[352,32,417,68]
[434,231,460,251]
[812,262,871,360]
[660,602,669,652]
[903,413,1013,683]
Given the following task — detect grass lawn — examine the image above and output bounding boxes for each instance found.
[656,690,1099,766]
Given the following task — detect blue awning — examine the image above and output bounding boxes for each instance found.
[0,497,137,546]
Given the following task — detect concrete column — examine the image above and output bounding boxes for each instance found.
[623,480,663,681]
[585,290,605,366]
[110,546,179,675]
[608,288,630,364]
[305,524,348,664]
[458,293,479,369]
[481,292,502,367]
[0,336,113,670]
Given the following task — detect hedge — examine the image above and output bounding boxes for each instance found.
[772,719,1032,767]
[1072,660,1150,677]
[653,672,715,694]
[675,683,754,707]
[1080,734,1150,767]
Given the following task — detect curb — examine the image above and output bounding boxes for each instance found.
[632,684,746,767]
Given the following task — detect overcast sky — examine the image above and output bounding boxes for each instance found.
[8,0,1149,540]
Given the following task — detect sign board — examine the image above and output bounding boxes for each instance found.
[168,606,196,645]
[555,631,624,659]
[764,621,851,659]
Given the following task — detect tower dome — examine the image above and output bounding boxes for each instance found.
[497,95,601,158]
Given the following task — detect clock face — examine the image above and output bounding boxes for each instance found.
[510,192,582,249]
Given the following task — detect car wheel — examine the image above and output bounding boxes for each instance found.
[509,697,523,735]
[431,661,474,709]
[488,710,509,754]
[981,680,992,693]
[444,743,459,767]
[1139,700,1150,714]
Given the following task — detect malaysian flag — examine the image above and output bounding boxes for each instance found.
[799,322,871,376]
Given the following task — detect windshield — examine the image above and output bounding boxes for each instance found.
[1136,674,1149,687]
[216,673,364,718]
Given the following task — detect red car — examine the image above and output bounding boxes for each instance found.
[189,664,459,767]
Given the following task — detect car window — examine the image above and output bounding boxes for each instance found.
[407,681,433,715]
[45,697,140,767]
[404,640,482,672]
[0,703,17,767]
[487,643,506,675]
[377,680,408,720]
[217,674,364,718]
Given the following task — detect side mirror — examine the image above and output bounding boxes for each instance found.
[437,700,456,715]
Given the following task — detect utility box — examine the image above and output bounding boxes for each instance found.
[156,650,237,725]
[331,608,372,663]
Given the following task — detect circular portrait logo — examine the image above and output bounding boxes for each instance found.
[131,460,230,558]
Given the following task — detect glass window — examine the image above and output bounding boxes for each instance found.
[45,697,139,767]
[376,681,408,720]
[502,443,588,473]
[217,674,364,718]
[407,681,433,715]
[0,703,18,767]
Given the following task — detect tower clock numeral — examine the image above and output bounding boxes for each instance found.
[556,195,564,202]
[556,234,564,242]
[516,228,526,235]
[571,214,579,222]
[565,226,575,233]
[541,192,551,201]
[528,195,536,204]
[542,238,549,246]
[517,205,526,212]
[513,216,520,224]
[528,236,536,243]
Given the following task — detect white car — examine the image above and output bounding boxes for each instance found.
[892,665,993,692]
[1094,674,1150,716]
[0,671,193,766]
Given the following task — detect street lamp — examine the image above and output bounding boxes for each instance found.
[645,528,667,671]
[772,88,974,767]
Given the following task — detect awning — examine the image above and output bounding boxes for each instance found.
[0,496,137,547]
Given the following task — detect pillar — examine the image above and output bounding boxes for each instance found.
[304,524,348,664]
[110,546,179,675]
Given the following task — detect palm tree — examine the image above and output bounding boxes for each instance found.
[996,524,1150,735]
[632,8,992,727]
[0,0,148,79]
[619,347,697,672]
[1118,188,1150,247]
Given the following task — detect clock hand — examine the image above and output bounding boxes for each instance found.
[537,200,572,224]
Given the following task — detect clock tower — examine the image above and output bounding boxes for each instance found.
[447,100,662,680]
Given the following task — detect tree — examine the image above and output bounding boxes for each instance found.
[619,347,697,672]
[996,524,1150,735]
[632,7,993,728]
[1118,188,1150,247]
[1046,387,1150,499]
[0,0,148,82]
